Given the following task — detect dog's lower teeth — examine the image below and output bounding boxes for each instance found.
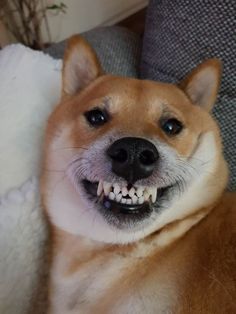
[122,187,128,196]
[116,194,122,202]
[132,195,138,204]
[114,184,121,195]
[128,187,135,197]
[109,192,115,200]
[138,196,144,204]
[136,187,144,197]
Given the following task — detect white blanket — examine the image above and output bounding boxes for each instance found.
[0,45,61,314]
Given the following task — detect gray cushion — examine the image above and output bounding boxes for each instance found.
[141,0,236,190]
[45,26,141,77]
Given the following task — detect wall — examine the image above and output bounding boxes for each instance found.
[0,0,147,47]
[44,0,148,42]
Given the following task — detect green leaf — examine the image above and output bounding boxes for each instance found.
[46,2,67,13]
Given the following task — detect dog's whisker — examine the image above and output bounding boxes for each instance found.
[52,146,89,152]
[43,168,66,173]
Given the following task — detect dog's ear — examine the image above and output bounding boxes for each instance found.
[179,59,222,112]
[62,35,103,97]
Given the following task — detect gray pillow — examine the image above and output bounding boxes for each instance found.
[140,0,236,190]
[45,26,141,77]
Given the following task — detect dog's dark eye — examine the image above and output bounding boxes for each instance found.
[85,109,109,127]
[161,118,183,136]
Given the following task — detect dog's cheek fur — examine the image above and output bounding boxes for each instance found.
[42,114,227,245]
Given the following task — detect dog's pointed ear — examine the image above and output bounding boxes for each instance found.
[62,35,103,97]
[179,59,222,112]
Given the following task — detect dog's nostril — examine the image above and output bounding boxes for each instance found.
[139,150,157,166]
[107,137,159,183]
[109,148,128,163]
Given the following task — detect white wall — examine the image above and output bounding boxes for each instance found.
[44,0,148,42]
[0,0,148,46]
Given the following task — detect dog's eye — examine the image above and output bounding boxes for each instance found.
[84,109,109,127]
[161,118,183,136]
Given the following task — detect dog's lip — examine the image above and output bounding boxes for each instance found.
[82,179,169,215]
[82,179,98,197]
[103,197,149,215]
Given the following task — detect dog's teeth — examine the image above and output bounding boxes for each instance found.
[116,193,122,202]
[136,187,144,197]
[122,187,128,196]
[151,188,157,203]
[97,180,103,196]
[138,196,144,204]
[128,187,135,197]
[104,182,112,196]
[96,180,157,205]
[144,190,150,201]
[113,183,121,195]
[121,198,127,204]
[132,195,138,204]
[109,192,115,200]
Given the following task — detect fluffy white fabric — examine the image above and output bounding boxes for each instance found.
[0,45,61,314]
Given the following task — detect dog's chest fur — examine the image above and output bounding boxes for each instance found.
[49,231,183,314]
[49,197,236,314]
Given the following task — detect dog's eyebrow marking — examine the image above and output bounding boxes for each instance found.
[103,96,112,111]
[160,103,169,113]
[160,104,184,124]
[161,104,177,117]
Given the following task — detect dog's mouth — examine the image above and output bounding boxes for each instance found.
[82,179,169,218]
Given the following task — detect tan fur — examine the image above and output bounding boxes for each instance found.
[49,195,236,314]
[41,36,236,313]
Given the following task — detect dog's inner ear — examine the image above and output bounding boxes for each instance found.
[62,35,103,97]
[179,59,222,112]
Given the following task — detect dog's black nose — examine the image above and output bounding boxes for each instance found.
[107,137,159,183]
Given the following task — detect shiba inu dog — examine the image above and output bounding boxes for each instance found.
[41,36,236,313]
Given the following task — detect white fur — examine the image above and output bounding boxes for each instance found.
[49,232,179,314]
[46,123,224,245]
[0,45,61,314]
[47,130,222,313]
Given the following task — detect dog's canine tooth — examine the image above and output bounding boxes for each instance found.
[144,190,150,201]
[109,192,115,200]
[136,187,144,197]
[132,195,138,204]
[116,194,122,202]
[97,180,103,196]
[128,187,135,197]
[121,198,127,204]
[122,187,128,196]
[104,182,112,196]
[114,183,121,195]
[138,196,144,204]
[151,188,157,203]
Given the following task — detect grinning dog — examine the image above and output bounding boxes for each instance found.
[41,36,236,313]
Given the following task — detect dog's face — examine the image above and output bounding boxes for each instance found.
[42,36,228,243]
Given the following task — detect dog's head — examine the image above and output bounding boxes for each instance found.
[42,36,228,243]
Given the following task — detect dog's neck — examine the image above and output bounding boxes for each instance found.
[51,204,215,262]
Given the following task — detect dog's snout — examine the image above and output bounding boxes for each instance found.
[107,137,159,183]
